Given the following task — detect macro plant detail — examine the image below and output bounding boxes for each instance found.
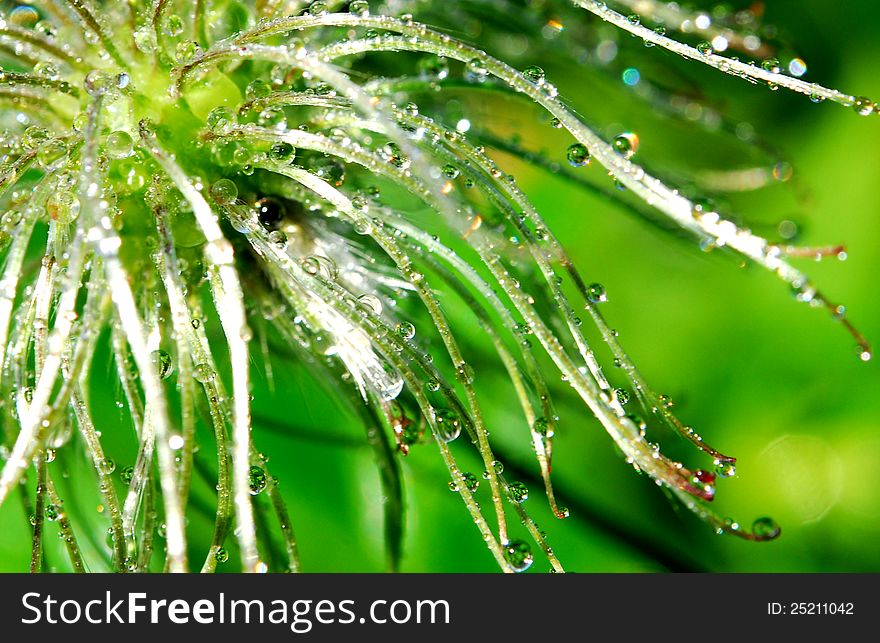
[0,0,873,573]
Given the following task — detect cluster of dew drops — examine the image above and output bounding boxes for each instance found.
[7,0,859,570]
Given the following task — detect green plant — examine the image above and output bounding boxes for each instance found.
[0,0,873,573]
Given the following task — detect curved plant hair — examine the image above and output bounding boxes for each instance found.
[0,0,873,572]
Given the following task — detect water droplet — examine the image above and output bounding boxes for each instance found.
[751,516,781,539]
[9,6,40,28]
[355,294,382,315]
[164,14,184,37]
[72,111,88,132]
[614,388,630,405]
[612,132,639,159]
[98,458,116,475]
[22,126,49,150]
[268,230,287,247]
[302,255,338,280]
[210,178,238,205]
[761,58,781,74]
[509,481,529,503]
[381,141,410,169]
[301,256,321,276]
[233,145,254,166]
[246,78,271,99]
[313,157,345,186]
[566,143,591,167]
[696,41,714,55]
[269,141,295,161]
[175,40,201,63]
[151,349,173,379]
[33,62,59,80]
[45,504,60,522]
[46,192,79,223]
[248,465,268,495]
[133,27,154,53]
[258,107,287,130]
[349,0,370,17]
[853,96,876,117]
[207,106,235,134]
[533,416,551,436]
[522,65,545,86]
[714,459,736,478]
[503,539,533,572]
[433,408,462,442]
[116,160,147,193]
[308,1,328,16]
[461,472,479,492]
[37,138,68,167]
[106,131,133,159]
[442,164,460,179]
[120,465,134,484]
[395,321,416,340]
[351,195,369,213]
[586,282,607,303]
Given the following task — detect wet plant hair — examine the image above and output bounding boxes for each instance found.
[0,0,873,572]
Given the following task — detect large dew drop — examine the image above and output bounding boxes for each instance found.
[503,539,534,572]
[210,178,239,205]
[105,131,133,159]
[567,143,591,167]
[349,0,370,17]
[522,65,545,86]
[433,407,462,442]
[751,516,781,540]
[612,132,639,159]
[248,465,268,495]
[150,349,174,380]
[509,481,529,503]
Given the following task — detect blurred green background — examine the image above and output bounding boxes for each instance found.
[1,0,878,572]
